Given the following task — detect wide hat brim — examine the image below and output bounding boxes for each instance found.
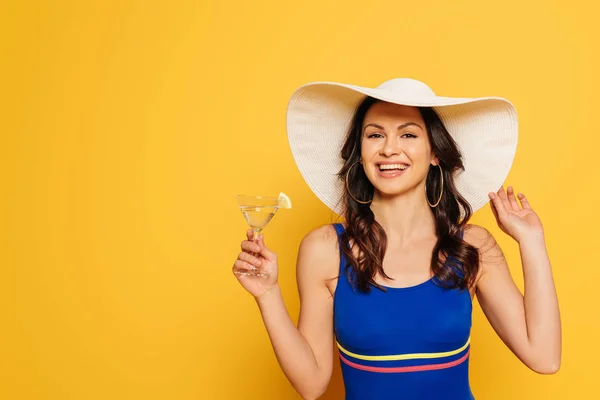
[286,78,518,215]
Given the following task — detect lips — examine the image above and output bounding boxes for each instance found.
[376,164,410,178]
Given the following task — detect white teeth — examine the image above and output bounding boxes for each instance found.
[379,164,409,171]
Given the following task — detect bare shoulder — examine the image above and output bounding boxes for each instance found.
[462,223,507,282]
[300,224,340,251]
[463,224,497,251]
[296,224,341,286]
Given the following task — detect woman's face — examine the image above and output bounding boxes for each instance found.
[360,101,437,197]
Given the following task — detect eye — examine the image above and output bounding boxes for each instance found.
[367,133,384,139]
[402,133,417,138]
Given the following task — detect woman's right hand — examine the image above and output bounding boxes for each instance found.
[233,229,279,299]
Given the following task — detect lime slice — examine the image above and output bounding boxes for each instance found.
[278,192,292,209]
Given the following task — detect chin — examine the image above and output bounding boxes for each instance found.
[372,187,405,198]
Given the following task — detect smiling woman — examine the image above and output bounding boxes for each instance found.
[233,78,561,400]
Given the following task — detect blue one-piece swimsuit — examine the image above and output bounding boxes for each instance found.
[332,223,475,400]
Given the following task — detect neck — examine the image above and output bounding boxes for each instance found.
[369,183,437,248]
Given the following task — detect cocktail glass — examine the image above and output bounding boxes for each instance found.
[235,194,281,277]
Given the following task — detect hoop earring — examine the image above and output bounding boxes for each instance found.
[345,161,372,205]
[426,164,444,208]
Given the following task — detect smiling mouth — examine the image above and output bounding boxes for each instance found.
[378,163,410,172]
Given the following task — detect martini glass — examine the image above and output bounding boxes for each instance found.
[235,194,280,277]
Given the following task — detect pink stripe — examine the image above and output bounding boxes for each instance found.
[339,349,470,373]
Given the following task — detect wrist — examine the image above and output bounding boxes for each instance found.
[255,284,281,305]
[518,231,546,247]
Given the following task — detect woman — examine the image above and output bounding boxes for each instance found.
[232,78,561,400]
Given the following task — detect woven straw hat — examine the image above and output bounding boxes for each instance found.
[286,78,518,215]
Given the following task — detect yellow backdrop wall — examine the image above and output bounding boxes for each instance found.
[2,0,598,398]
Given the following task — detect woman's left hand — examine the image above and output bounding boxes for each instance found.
[488,186,545,243]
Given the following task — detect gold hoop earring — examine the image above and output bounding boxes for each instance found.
[426,164,444,208]
[345,161,372,205]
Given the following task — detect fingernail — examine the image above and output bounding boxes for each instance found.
[489,193,495,199]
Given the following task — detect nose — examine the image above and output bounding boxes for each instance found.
[380,136,402,157]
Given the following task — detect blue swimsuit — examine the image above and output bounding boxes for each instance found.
[332,223,475,399]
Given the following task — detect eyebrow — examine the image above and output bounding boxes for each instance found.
[363,122,423,133]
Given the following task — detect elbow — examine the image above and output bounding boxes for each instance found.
[300,390,324,400]
[530,360,561,375]
[293,364,331,400]
[299,385,327,400]
[534,364,561,375]
[298,377,329,400]
[525,345,561,375]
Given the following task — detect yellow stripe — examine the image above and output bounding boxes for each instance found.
[336,337,471,361]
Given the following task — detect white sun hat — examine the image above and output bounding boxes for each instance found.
[286,78,518,215]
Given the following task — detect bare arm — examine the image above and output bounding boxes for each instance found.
[468,223,561,374]
[254,225,338,399]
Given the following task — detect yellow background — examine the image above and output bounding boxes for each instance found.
[1,0,598,398]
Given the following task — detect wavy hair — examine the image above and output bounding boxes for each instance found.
[337,96,480,293]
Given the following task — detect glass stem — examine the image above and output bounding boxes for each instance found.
[252,228,262,256]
